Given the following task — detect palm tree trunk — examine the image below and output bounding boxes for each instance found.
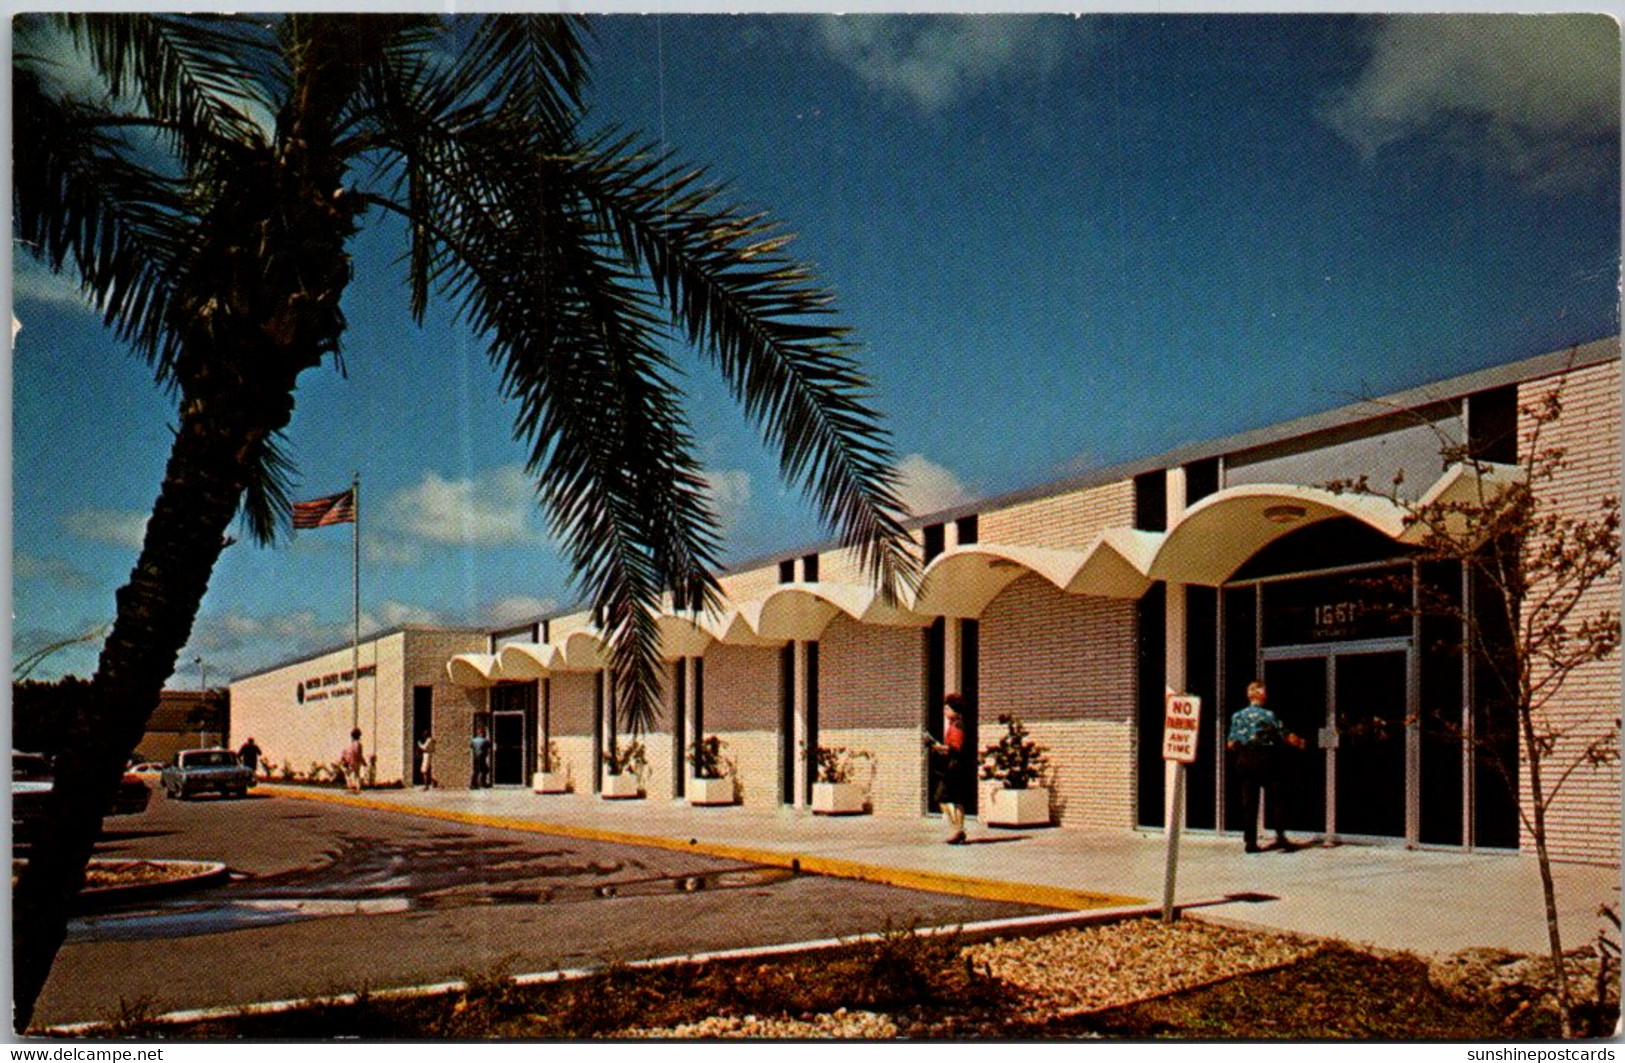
[11,371,310,1031]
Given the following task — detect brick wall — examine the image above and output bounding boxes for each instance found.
[1518,360,1621,865]
[698,643,788,807]
[708,730,784,809]
[553,735,595,794]
[701,643,782,731]
[818,614,927,730]
[981,573,1138,723]
[818,727,928,817]
[980,481,1135,548]
[992,719,1136,830]
[718,566,780,604]
[400,630,489,787]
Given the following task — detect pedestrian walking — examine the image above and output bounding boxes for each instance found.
[237,736,262,777]
[925,693,972,844]
[1226,680,1305,853]
[340,728,365,793]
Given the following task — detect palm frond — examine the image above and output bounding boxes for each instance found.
[560,133,919,600]
[448,14,590,137]
[59,13,274,161]
[361,95,728,733]
[12,66,198,372]
[236,432,298,546]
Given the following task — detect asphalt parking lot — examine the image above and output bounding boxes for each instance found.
[32,788,1051,1028]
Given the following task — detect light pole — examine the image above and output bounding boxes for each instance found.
[195,656,209,748]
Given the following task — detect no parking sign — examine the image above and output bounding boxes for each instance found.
[1162,694,1201,763]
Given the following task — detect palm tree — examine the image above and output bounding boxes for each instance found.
[12,14,914,1028]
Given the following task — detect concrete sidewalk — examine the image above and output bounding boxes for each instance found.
[264,783,1621,958]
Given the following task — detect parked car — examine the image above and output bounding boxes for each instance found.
[10,751,149,846]
[127,761,167,780]
[161,748,256,800]
[110,769,152,816]
[12,751,53,843]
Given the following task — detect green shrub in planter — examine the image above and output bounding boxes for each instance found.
[688,735,732,780]
[814,745,872,784]
[980,714,1049,790]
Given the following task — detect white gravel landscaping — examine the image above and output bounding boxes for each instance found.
[964,917,1319,1021]
[619,917,1320,1038]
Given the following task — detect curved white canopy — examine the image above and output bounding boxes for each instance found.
[914,531,1162,617]
[558,628,610,671]
[496,641,562,679]
[747,582,930,641]
[446,653,503,688]
[1148,483,1409,586]
[655,613,715,659]
[1402,461,1525,544]
[703,608,785,647]
[1148,464,1523,586]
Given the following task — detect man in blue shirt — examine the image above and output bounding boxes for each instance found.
[1226,680,1305,853]
[470,727,492,789]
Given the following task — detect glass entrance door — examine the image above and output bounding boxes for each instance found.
[1261,644,1411,843]
[1259,656,1328,835]
[1333,650,1408,839]
[492,711,526,786]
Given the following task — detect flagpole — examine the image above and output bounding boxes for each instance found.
[352,472,361,735]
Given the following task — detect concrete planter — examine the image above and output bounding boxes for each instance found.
[985,786,1051,827]
[601,772,643,800]
[811,781,866,815]
[532,770,569,794]
[688,776,736,806]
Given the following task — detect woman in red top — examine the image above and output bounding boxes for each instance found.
[927,694,971,844]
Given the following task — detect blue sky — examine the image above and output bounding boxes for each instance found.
[10,13,1620,685]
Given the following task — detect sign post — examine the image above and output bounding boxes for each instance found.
[1161,693,1201,923]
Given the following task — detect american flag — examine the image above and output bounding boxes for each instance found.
[292,489,356,529]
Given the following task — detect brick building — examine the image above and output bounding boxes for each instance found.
[231,337,1621,864]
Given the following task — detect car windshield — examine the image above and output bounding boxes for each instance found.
[183,752,236,767]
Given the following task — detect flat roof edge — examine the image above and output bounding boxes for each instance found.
[228,625,487,685]
[893,335,1621,529]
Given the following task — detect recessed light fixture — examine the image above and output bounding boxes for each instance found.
[1263,504,1308,524]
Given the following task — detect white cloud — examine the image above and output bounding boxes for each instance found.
[371,600,444,630]
[382,466,543,549]
[14,552,94,590]
[895,453,973,517]
[817,15,1075,113]
[1055,450,1101,478]
[485,595,559,626]
[1319,15,1619,193]
[363,535,422,566]
[12,258,96,311]
[702,468,752,533]
[189,600,444,662]
[63,508,148,549]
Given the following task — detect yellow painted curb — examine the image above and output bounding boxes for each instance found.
[261,785,1143,912]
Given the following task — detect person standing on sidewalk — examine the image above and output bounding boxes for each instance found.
[1226,680,1304,853]
[926,694,972,845]
[237,736,262,778]
[470,727,492,789]
[340,728,365,793]
[417,732,437,789]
